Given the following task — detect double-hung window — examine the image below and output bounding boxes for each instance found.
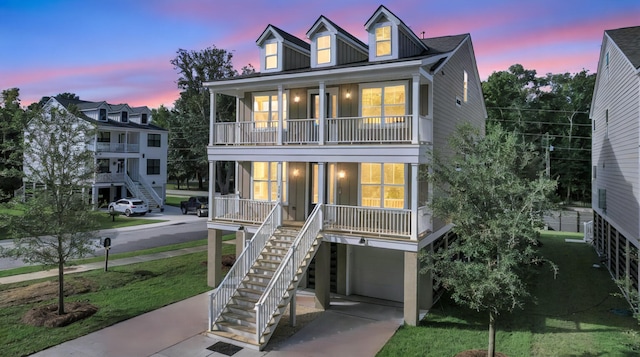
[317,35,331,65]
[253,92,287,129]
[361,163,405,208]
[361,82,407,124]
[253,162,287,202]
[147,133,161,147]
[265,42,278,70]
[147,159,160,175]
[375,25,391,57]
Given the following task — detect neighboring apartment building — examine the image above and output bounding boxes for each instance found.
[591,26,640,297]
[204,5,486,349]
[23,97,168,211]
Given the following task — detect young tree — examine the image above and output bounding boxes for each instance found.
[0,105,99,315]
[421,123,557,357]
[0,88,27,200]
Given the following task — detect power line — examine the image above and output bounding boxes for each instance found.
[487,107,590,114]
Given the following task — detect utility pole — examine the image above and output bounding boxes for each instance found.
[544,132,554,177]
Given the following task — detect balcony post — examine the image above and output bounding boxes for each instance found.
[319,81,326,145]
[277,85,283,145]
[209,90,216,146]
[277,161,283,225]
[209,160,216,220]
[411,163,418,240]
[412,74,420,144]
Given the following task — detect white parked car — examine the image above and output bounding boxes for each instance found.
[108,198,148,217]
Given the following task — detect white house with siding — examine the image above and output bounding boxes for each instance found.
[591,25,640,297]
[203,5,486,349]
[23,97,168,211]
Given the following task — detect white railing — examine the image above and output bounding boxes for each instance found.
[213,115,422,145]
[417,205,432,237]
[90,142,140,153]
[214,121,278,145]
[584,220,593,243]
[324,204,411,238]
[419,116,433,143]
[326,116,412,143]
[124,173,144,200]
[136,174,163,207]
[208,203,281,332]
[214,196,276,224]
[95,172,125,183]
[283,119,319,144]
[255,204,323,343]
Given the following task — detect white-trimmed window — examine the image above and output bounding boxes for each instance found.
[463,70,468,102]
[375,25,392,57]
[360,82,407,124]
[361,163,405,208]
[265,42,278,70]
[253,92,287,128]
[253,162,287,202]
[317,35,331,65]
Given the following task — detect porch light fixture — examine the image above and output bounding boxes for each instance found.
[345,91,351,99]
[338,170,346,179]
[359,237,366,245]
[294,95,300,103]
[292,168,300,177]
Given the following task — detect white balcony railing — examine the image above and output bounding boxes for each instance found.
[94,172,124,183]
[214,196,276,223]
[89,142,140,153]
[213,114,434,146]
[324,204,411,238]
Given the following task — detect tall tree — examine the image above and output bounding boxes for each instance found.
[421,123,557,357]
[170,45,238,189]
[0,88,27,200]
[0,106,99,315]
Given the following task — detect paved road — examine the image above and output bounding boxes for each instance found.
[0,204,209,271]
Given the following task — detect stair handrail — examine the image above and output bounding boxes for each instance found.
[208,202,281,331]
[136,173,163,207]
[255,204,323,343]
[124,173,144,199]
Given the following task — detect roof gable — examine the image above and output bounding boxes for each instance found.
[606,26,640,69]
[256,24,310,52]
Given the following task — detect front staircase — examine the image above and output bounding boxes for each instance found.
[208,205,324,350]
[124,173,163,211]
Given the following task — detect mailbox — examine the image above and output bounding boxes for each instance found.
[102,237,111,248]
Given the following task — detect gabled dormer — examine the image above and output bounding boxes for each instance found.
[306,16,368,68]
[364,5,428,62]
[108,104,132,123]
[130,106,151,125]
[256,24,310,73]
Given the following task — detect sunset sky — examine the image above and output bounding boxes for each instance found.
[1,0,638,109]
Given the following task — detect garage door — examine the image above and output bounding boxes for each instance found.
[350,246,404,302]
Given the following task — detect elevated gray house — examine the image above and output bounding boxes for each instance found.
[591,26,640,296]
[203,5,486,349]
[23,97,168,210]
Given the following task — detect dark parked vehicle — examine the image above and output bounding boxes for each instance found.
[180,196,208,217]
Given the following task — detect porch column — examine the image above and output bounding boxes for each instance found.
[277,85,283,145]
[318,81,326,145]
[404,251,420,326]
[207,228,223,287]
[209,90,216,145]
[277,161,283,225]
[412,74,420,144]
[317,162,326,205]
[314,241,331,310]
[411,163,419,240]
[209,161,215,220]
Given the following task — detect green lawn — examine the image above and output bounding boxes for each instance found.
[377,231,639,356]
[0,240,235,357]
[165,195,185,207]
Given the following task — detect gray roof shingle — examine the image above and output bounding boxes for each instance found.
[606,26,640,69]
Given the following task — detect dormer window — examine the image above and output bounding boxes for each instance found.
[265,42,278,70]
[375,25,392,57]
[317,35,331,64]
[121,111,128,123]
[99,108,107,121]
[141,113,148,124]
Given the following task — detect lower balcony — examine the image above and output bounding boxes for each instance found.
[211,196,431,240]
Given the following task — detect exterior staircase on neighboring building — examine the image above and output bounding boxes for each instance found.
[124,173,163,211]
[208,205,324,350]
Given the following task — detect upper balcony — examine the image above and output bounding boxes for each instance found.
[213,115,432,146]
[88,142,140,153]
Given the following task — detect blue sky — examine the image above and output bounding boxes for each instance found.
[1,0,638,108]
